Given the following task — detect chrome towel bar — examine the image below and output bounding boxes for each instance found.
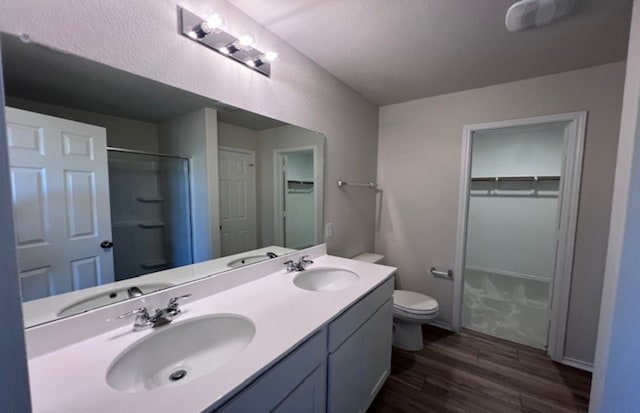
[337,179,377,189]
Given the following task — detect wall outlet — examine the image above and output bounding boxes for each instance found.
[325,223,333,238]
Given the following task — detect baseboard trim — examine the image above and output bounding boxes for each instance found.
[428,319,454,331]
[560,356,593,372]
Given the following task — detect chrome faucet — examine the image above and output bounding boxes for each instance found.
[126,286,143,298]
[119,294,191,331]
[284,255,314,272]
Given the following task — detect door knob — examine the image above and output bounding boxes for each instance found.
[100,240,114,249]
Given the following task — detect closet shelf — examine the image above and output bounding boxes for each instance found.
[137,196,165,203]
[471,175,560,182]
[138,221,166,229]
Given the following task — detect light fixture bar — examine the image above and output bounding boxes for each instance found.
[179,6,274,77]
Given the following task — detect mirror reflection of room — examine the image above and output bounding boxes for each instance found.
[2,36,324,326]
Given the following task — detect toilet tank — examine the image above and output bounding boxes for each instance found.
[352,253,385,265]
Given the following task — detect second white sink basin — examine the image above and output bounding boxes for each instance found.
[293,268,359,292]
[106,314,255,392]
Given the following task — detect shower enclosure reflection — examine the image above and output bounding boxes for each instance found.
[108,149,192,281]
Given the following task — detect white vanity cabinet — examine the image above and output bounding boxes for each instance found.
[214,329,327,413]
[327,277,394,413]
[211,277,393,413]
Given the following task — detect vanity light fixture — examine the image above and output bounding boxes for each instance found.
[179,6,276,77]
[246,51,279,68]
[188,13,224,39]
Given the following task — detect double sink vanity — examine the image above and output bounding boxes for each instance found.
[25,245,396,412]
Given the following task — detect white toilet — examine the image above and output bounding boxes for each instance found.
[352,253,439,352]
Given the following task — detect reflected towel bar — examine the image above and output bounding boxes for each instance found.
[337,179,378,189]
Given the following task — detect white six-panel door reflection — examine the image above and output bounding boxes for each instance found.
[218,147,257,257]
[6,107,114,301]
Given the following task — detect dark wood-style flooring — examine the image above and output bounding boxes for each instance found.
[369,325,592,413]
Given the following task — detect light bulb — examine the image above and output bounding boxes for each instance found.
[263,51,278,62]
[237,34,255,49]
[204,14,224,32]
[246,59,256,67]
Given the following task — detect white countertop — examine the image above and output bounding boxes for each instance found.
[22,246,296,328]
[27,253,395,413]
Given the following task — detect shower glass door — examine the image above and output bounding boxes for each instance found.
[108,150,192,281]
[461,122,566,349]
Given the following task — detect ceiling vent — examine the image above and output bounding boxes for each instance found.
[506,0,576,32]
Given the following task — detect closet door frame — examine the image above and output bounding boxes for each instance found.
[453,111,587,365]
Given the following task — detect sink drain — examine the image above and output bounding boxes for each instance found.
[169,369,187,382]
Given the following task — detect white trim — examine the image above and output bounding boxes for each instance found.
[273,144,324,247]
[453,111,587,363]
[561,357,594,372]
[218,145,255,156]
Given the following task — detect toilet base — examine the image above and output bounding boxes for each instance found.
[393,321,425,351]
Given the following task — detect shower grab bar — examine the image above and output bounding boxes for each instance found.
[430,267,453,280]
[337,179,378,189]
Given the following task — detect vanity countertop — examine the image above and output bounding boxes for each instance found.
[22,245,296,328]
[27,254,396,412]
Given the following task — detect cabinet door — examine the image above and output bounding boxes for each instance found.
[328,298,393,413]
[362,299,393,409]
[273,363,327,413]
[327,327,364,413]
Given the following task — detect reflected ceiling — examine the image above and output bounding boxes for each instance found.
[1,36,286,130]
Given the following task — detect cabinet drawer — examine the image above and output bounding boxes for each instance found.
[213,328,327,413]
[328,276,393,352]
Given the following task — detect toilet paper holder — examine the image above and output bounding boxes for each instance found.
[430,267,453,280]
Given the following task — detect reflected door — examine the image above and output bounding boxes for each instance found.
[218,148,257,256]
[6,107,114,301]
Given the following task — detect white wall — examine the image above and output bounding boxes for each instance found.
[4,96,159,152]
[377,62,626,364]
[471,124,565,177]
[591,0,640,409]
[158,108,220,262]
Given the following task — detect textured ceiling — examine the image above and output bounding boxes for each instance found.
[229,0,632,105]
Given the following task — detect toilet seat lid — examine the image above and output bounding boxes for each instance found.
[393,290,439,314]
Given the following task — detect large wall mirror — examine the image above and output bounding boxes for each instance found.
[1,35,325,327]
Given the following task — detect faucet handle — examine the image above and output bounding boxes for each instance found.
[284,260,296,272]
[118,307,150,320]
[168,293,192,308]
[300,255,313,264]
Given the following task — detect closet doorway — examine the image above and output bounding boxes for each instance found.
[453,112,586,362]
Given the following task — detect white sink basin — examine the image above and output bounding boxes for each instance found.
[57,283,174,317]
[106,315,255,392]
[293,268,359,292]
[227,255,269,269]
